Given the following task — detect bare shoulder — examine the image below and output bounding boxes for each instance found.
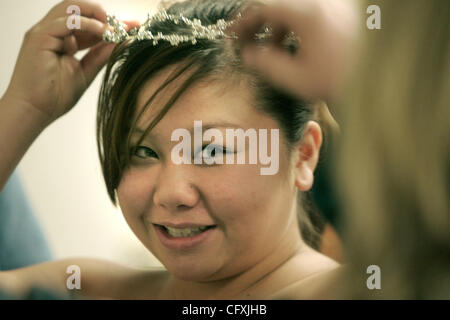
[268,248,344,300]
[269,262,346,300]
[0,258,168,299]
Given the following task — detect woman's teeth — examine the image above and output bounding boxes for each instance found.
[164,226,210,237]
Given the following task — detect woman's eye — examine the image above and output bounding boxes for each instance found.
[200,144,230,160]
[132,146,159,159]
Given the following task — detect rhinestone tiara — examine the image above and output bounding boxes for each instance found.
[102,9,300,52]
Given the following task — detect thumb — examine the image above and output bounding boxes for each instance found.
[241,44,306,96]
[122,20,141,30]
[81,42,115,86]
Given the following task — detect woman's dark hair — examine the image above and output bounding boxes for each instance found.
[97,0,329,250]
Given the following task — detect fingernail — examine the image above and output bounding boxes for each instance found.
[241,46,255,66]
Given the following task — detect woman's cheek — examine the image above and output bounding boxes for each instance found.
[207,165,268,218]
[117,169,153,216]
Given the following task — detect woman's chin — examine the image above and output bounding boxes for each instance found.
[165,262,220,282]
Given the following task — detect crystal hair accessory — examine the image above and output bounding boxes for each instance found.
[102,9,300,53]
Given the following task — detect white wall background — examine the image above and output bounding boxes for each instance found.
[0,0,164,268]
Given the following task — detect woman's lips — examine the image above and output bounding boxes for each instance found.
[154,222,215,228]
[153,224,217,251]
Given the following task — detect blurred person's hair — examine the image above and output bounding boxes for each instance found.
[335,0,449,299]
[97,0,336,251]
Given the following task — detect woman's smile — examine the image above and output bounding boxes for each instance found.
[152,223,218,251]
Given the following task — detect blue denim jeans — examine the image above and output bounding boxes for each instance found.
[0,171,52,270]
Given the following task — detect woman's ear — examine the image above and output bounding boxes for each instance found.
[293,121,323,191]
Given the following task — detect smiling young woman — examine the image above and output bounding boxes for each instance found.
[0,0,341,300]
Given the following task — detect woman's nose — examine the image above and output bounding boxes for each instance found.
[152,164,199,212]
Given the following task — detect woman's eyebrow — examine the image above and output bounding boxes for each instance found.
[130,128,159,142]
[133,121,244,137]
[199,121,243,131]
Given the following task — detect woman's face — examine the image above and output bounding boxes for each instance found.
[116,69,303,282]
